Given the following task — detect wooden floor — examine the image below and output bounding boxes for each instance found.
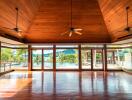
[0,71,132,100]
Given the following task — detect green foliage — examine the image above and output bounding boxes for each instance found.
[15,49,27,63]
[96,53,101,60]
[1,48,13,62]
[57,51,78,64]
[45,54,53,62]
[33,55,41,64]
[1,48,27,64]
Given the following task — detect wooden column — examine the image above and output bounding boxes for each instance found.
[102,49,104,70]
[78,45,82,71]
[28,45,32,71]
[112,51,116,64]
[91,49,93,70]
[42,49,44,70]
[103,44,107,71]
[53,45,56,71]
[86,52,88,62]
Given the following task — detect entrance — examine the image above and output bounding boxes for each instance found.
[81,49,103,70]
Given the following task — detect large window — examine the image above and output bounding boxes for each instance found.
[11,49,28,70]
[1,48,12,72]
[1,47,28,71]
[107,43,132,70]
[56,49,79,69]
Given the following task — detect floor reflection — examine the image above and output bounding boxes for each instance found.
[0,71,132,99]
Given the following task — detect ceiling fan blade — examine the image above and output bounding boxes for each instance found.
[74,28,82,31]
[0,28,15,34]
[0,26,14,30]
[129,27,132,31]
[17,31,23,37]
[112,30,124,34]
[0,27,23,37]
[69,31,72,37]
[75,31,82,35]
[61,30,69,36]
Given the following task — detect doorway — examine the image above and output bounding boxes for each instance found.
[32,49,53,70]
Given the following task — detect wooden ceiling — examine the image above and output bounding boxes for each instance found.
[0,0,131,43]
[98,0,132,42]
[0,0,42,39]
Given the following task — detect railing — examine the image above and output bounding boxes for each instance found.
[0,62,12,72]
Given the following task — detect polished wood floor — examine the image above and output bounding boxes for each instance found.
[0,71,132,100]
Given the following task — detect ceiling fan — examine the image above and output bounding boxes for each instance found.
[115,6,132,39]
[0,7,23,37]
[61,0,83,37]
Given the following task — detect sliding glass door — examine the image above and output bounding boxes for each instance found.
[81,49,91,69]
[32,49,53,70]
[43,49,53,69]
[32,50,42,69]
[31,45,103,70]
[93,49,103,70]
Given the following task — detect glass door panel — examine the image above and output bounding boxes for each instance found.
[43,50,53,69]
[32,50,42,69]
[93,49,103,70]
[81,49,91,69]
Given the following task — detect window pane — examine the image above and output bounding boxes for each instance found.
[56,49,79,69]
[107,44,132,48]
[32,45,53,48]
[81,49,91,69]
[107,48,132,70]
[81,44,103,48]
[11,49,28,70]
[32,50,42,69]
[122,48,132,70]
[93,49,103,69]
[107,49,122,70]
[56,45,78,48]
[1,48,12,72]
[1,43,28,48]
[1,48,28,71]
[44,50,53,69]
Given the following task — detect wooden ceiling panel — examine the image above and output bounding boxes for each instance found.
[0,0,43,37]
[98,0,132,42]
